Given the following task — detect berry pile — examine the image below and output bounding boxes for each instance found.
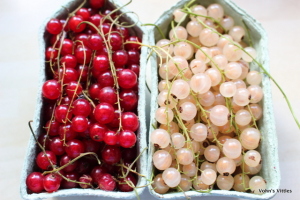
[26,0,142,194]
[151,2,266,195]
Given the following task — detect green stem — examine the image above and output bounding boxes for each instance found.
[142,24,165,39]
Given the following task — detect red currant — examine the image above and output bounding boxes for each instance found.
[59,123,78,141]
[108,32,122,51]
[98,86,117,105]
[65,81,82,98]
[88,83,101,99]
[101,145,121,165]
[98,173,116,191]
[72,115,88,132]
[119,130,136,148]
[120,89,138,111]
[92,55,109,77]
[65,139,85,158]
[60,154,78,172]
[125,36,141,51]
[87,34,103,50]
[79,174,92,188]
[76,8,91,20]
[104,130,119,145]
[60,54,77,68]
[61,172,79,189]
[118,173,137,192]
[89,123,107,142]
[121,112,139,132]
[43,173,61,193]
[94,103,115,124]
[42,80,61,100]
[75,45,92,64]
[89,0,105,9]
[117,69,137,89]
[26,172,44,193]
[127,50,140,65]
[55,105,72,123]
[112,50,128,68]
[49,137,65,156]
[68,15,86,33]
[36,151,57,170]
[72,99,92,117]
[46,19,63,35]
[97,71,114,88]
[61,39,73,56]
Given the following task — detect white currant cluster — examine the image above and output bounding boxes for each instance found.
[151,2,266,195]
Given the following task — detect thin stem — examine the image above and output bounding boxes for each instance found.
[142,24,165,39]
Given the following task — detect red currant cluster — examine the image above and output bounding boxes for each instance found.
[26,0,142,194]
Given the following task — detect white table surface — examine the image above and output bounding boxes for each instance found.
[0,0,299,199]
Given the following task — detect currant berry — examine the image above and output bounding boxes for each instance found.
[49,137,65,156]
[59,123,78,141]
[43,173,61,193]
[103,130,118,145]
[65,139,85,158]
[65,81,82,98]
[118,173,137,192]
[68,15,86,33]
[55,105,72,123]
[60,55,77,68]
[42,80,61,100]
[72,115,88,132]
[61,172,79,189]
[101,145,121,165]
[76,8,91,20]
[75,45,92,64]
[120,89,138,111]
[89,83,101,99]
[89,123,108,142]
[91,165,108,184]
[117,69,137,89]
[119,130,136,148]
[79,174,93,188]
[87,34,103,50]
[59,154,78,172]
[112,50,128,68]
[61,39,73,56]
[121,112,139,132]
[89,0,105,9]
[98,86,117,105]
[97,71,114,87]
[26,172,44,193]
[72,99,92,117]
[98,173,116,191]
[108,32,122,51]
[36,151,57,170]
[94,103,115,124]
[46,19,63,35]
[125,36,141,51]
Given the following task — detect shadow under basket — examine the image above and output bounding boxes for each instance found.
[20,0,148,199]
[147,0,280,199]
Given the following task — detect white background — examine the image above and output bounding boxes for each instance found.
[0,0,299,199]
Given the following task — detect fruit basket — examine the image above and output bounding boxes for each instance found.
[20,0,147,199]
[147,0,280,199]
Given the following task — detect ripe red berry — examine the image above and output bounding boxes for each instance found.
[98,173,116,191]
[45,120,60,136]
[107,110,121,128]
[82,139,100,153]
[104,130,119,145]
[94,103,115,124]
[59,123,78,141]
[88,14,102,32]
[46,19,63,35]
[120,89,138,111]
[68,15,86,33]
[36,151,57,170]
[38,134,51,150]
[97,71,114,87]
[60,54,77,68]
[98,86,117,105]
[72,115,88,132]
[87,34,103,50]
[42,80,61,100]
[45,47,58,61]
[55,105,72,123]
[89,0,105,9]
[125,36,141,51]
[108,32,122,51]
[58,68,79,84]
[127,50,140,65]
[43,173,61,193]
[88,83,101,100]
[76,64,89,82]
[49,137,65,156]
[61,39,73,56]
[61,172,79,189]
[115,26,129,41]
[65,139,85,159]
[101,145,121,165]
[26,172,44,193]
[65,81,82,98]
[112,50,128,68]
[76,8,91,21]
[118,173,137,192]
[121,112,139,132]
[75,34,89,48]
[60,154,78,172]
[119,130,136,148]
[72,99,92,117]
[117,69,137,89]
[92,55,109,76]
[122,146,137,162]
[127,64,140,76]
[89,123,107,142]
[91,165,108,184]
[75,45,92,64]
